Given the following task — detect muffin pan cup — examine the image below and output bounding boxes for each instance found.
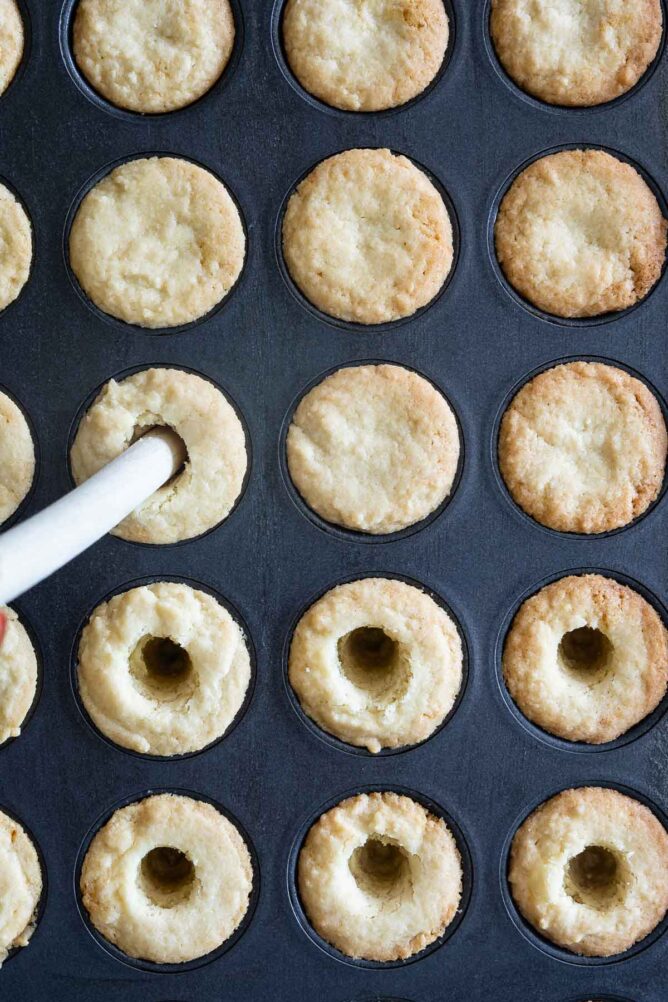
[481,0,668,116]
[69,573,257,762]
[286,783,474,969]
[282,570,470,757]
[72,787,261,974]
[58,0,246,123]
[278,357,466,544]
[499,781,668,967]
[0,800,47,967]
[65,361,254,548]
[0,0,33,106]
[486,144,668,328]
[274,147,462,333]
[0,173,35,321]
[1,1,667,1000]
[0,602,43,755]
[494,566,668,755]
[490,353,668,539]
[0,381,40,533]
[270,0,458,120]
[62,152,250,336]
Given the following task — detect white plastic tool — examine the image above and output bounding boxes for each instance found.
[0,428,185,606]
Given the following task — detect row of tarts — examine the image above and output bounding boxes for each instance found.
[1,0,664,115]
[1,777,667,966]
[2,352,666,546]
[0,144,665,331]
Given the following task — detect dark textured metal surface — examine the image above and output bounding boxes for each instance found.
[0,1,666,999]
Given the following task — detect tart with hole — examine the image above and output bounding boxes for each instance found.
[70,367,247,544]
[503,574,668,744]
[77,582,251,756]
[289,577,463,752]
[80,793,253,964]
[298,790,462,960]
[509,786,668,956]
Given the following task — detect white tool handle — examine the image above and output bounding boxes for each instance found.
[0,428,185,606]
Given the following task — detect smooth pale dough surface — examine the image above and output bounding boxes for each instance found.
[490,0,663,106]
[289,577,463,752]
[495,150,667,318]
[0,0,22,98]
[0,181,31,313]
[78,582,251,756]
[287,364,460,534]
[73,0,235,113]
[498,362,667,534]
[0,389,34,526]
[298,791,462,960]
[81,793,253,964]
[283,0,448,111]
[283,148,453,324]
[70,368,247,544]
[69,156,245,328]
[0,809,41,967]
[510,787,668,956]
[0,606,38,746]
[503,574,668,744]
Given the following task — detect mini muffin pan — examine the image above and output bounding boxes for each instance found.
[0,2,667,1000]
